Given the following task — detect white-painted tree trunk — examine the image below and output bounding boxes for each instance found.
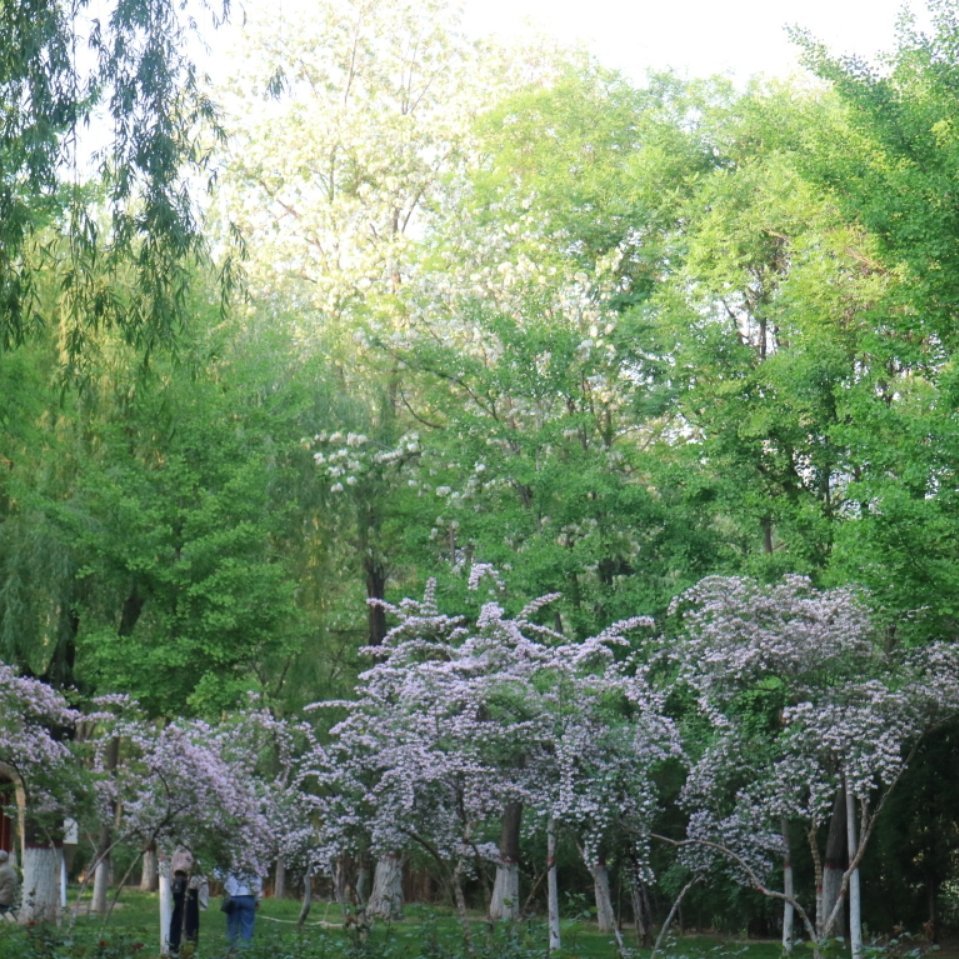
[821,789,846,938]
[782,819,795,954]
[490,802,522,920]
[367,853,403,920]
[140,846,158,892]
[547,819,561,953]
[92,857,111,915]
[782,878,795,951]
[20,845,62,923]
[92,736,119,916]
[490,861,520,920]
[845,783,863,959]
[591,861,617,933]
[158,855,173,956]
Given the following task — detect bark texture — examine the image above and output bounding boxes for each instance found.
[845,784,863,959]
[782,819,795,953]
[367,853,403,920]
[489,803,522,920]
[591,860,617,933]
[20,845,62,923]
[547,820,561,952]
[140,846,159,892]
[158,855,172,956]
[820,788,847,937]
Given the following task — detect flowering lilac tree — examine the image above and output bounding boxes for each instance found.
[318,581,502,929]
[323,572,680,955]
[82,699,314,954]
[519,615,681,950]
[667,575,959,959]
[0,662,81,922]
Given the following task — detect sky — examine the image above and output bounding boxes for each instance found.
[460,0,930,84]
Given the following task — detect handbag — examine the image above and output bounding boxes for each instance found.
[220,892,233,914]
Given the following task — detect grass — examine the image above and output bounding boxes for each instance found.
[0,890,806,959]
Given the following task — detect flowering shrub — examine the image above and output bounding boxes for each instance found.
[0,662,82,823]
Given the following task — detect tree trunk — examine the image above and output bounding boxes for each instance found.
[92,857,112,916]
[452,858,473,953]
[158,852,172,956]
[92,736,120,916]
[489,802,522,920]
[589,854,626,956]
[274,858,286,899]
[297,873,313,930]
[782,819,795,953]
[653,879,697,959]
[364,556,388,647]
[20,844,62,923]
[845,782,863,959]
[333,855,353,907]
[547,819,561,953]
[821,788,846,938]
[356,859,370,902]
[367,853,403,920]
[140,845,159,892]
[627,850,651,947]
[590,856,617,933]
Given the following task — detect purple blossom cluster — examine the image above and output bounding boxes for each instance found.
[309,576,680,880]
[0,663,80,816]
[669,574,959,935]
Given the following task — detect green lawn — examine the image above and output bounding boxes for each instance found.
[0,890,792,959]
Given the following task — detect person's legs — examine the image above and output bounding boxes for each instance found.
[226,898,243,943]
[184,888,200,944]
[227,895,256,944]
[238,896,256,941]
[169,876,186,954]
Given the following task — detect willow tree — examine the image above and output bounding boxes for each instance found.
[1,0,231,366]
[0,0,234,714]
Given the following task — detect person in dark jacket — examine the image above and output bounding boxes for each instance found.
[169,848,208,955]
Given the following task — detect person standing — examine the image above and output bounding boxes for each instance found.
[0,850,19,920]
[169,848,209,955]
[223,868,262,947]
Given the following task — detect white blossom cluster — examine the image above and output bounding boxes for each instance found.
[306,570,679,879]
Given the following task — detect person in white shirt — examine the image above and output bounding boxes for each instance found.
[223,868,262,946]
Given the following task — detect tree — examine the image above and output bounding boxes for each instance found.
[666,574,959,959]
[324,571,679,952]
[0,662,81,922]
[794,3,959,645]
[214,2,575,654]
[388,66,729,633]
[1,0,231,363]
[650,81,895,579]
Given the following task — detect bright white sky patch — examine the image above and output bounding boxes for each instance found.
[461,0,929,83]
